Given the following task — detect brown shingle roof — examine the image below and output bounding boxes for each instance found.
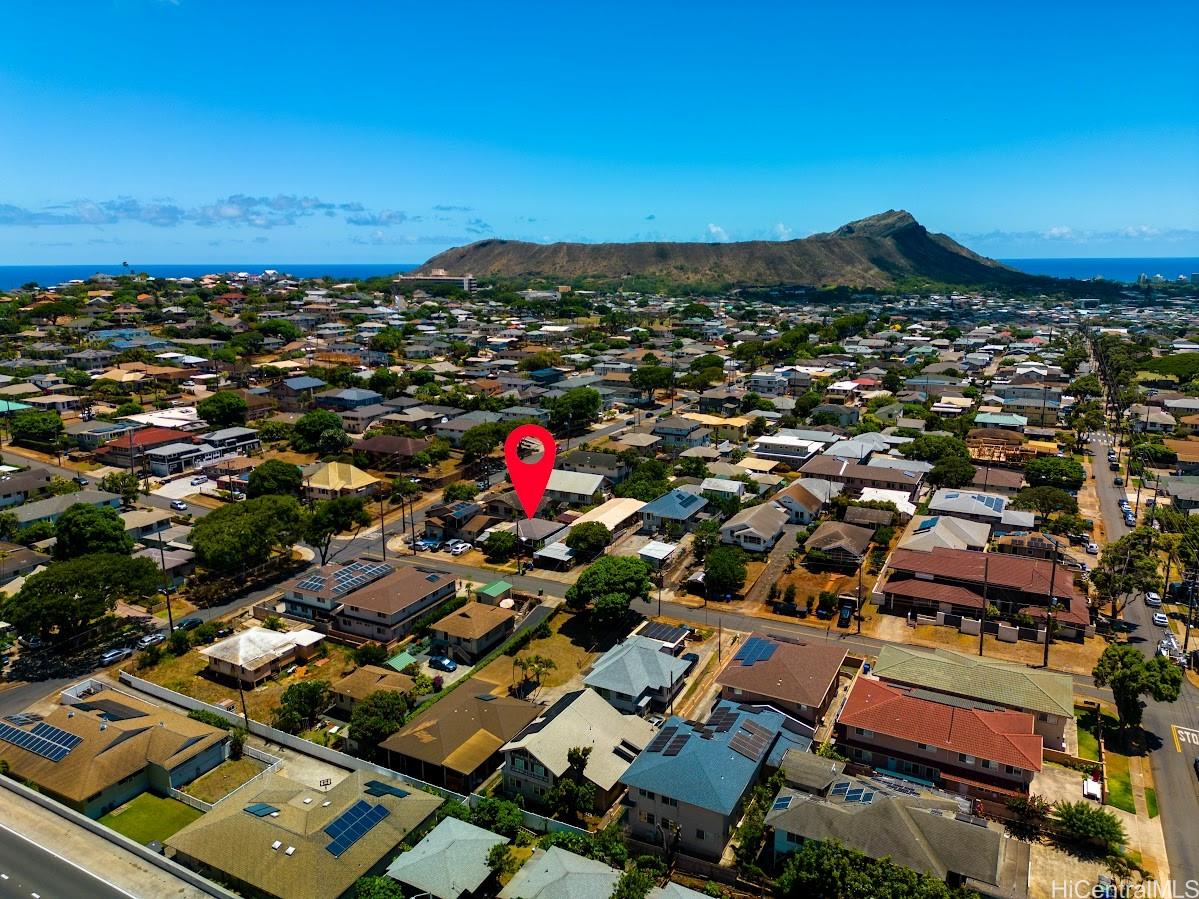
[332,665,416,704]
[430,602,515,641]
[716,635,846,708]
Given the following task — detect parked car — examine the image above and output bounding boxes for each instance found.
[1086,542,1100,555]
[681,651,700,671]
[18,634,45,650]
[838,603,855,628]
[1152,612,1170,627]
[215,626,233,638]
[646,714,666,728]
[72,475,90,487]
[177,617,203,631]
[428,655,457,673]
[190,475,209,486]
[1109,462,1120,471]
[137,632,165,649]
[415,539,441,552]
[448,540,471,556]
[1114,477,1124,486]
[170,499,189,511]
[1145,592,1162,607]
[99,647,133,666]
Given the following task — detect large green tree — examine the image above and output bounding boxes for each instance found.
[292,409,350,454]
[545,387,602,434]
[303,496,371,565]
[565,556,652,624]
[190,494,304,571]
[629,365,673,403]
[272,680,330,732]
[899,434,969,463]
[564,522,611,559]
[348,690,410,761]
[776,839,973,899]
[1010,486,1079,517]
[704,545,747,599]
[927,456,976,489]
[1090,529,1162,615]
[197,391,249,428]
[53,503,132,560]
[99,471,142,506]
[1052,801,1127,853]
[1092,644,1182,735]
[1024,456,1086,491]
[4,554,160,637]
[9,411,62,448]
[246,459,304,498]
[547,746,596,823]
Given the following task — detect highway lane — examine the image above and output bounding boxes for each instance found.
[1090,430,1199,883]
[0,824,139,899]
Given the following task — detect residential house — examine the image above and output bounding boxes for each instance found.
[926,489,1034,535]
[302,461,380,500]
[271,375,327,412]
[200,627,326,686]
[350,435,431,470]
[812,403,860,427]
[544,469,606,506]
[773,480,825,524]
[798,456,925,499]
[427,601,516,664]
[385,817,506,899]
[331,665,416,716]
[872,645,1074,751]
[381,677,540,792]
[621,701,811,857]
[423,501,488,542]
[558,450,631,484]
[13,489,121,527]
[749,435,824,465]
[639,489,708,534]
[168,770,442,899]
[314,387,385,411]
[0,687,227,819]
[700,477,745,503]
[96,426,196,469]
[651,417,709,450]
[836,677,1042,801]
[970,466,1024,495]
[201,426,261,456]
[584,635,690,715]
[281,559,395,623]
[897,515,990,553]
[0,541,49,584]
[715,634,846,726]
[501,688,655,813]
[803,521,874,567]
[719,502,788,552]
[145,441,221,476]
[333,567,457,645]
[0,469,52,508]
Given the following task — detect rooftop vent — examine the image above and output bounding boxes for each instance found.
[285,846,296,856]
[271,841,282,850]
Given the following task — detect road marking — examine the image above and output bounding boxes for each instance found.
[1172,724,1199,751]
[0,823,141,899]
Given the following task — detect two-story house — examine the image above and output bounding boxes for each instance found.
[427,601,516,664]
[836,677,1043,802]
[651,417,709,451]
[558,450,631,485]
[715,634,845,727]
[584,635,690,715]
[333,566,457,645]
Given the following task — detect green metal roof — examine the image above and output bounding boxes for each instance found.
[872,645,1074,719]
[477,580,513,598]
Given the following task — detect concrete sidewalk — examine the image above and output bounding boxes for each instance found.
[0,787,209,899]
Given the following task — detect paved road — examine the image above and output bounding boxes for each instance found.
[1089,430,1199,882]
[0,823,138,899]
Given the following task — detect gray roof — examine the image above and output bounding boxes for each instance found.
[584,635,689,698]
[766,787,1004,885]
[385,817,505,899]
[13,489,121,524]
[498,847,618,899]
[501,689,655,791]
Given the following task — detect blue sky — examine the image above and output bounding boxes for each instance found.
[1,0,1196,263]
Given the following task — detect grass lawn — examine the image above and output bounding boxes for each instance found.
[1075,705,1101,762]
[182,757,266,803]
[138,643,358,722]
[475,612,598,693]
[1104,752,1136,814]
[100,793,202,843]
[1146,786,1159,818]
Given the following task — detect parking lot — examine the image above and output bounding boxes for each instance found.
[152,477,208,501]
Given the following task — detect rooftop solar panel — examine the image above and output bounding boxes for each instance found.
[31,723,82,749]
[772,796,793,811]
[244,803,280,817]
[646,725,678,753]
[0,722,71,762]
[324,801,390,857]
[831,781,850,794]
[663,733,691,757]
[363,780,409,799]
[845,788,863,802]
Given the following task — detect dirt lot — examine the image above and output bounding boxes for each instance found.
[473,611,600,697]
[135,641,358,722]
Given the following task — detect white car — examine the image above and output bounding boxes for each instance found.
[449,540,471,556]
[1152,612,1170,627]
[190,475,209,486]
[1086,542,1100,555]
[1145,592,1162,607]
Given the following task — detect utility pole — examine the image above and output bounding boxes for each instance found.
[978,548,990,656]
[1042,535,1061,669]
[378,494,387,561]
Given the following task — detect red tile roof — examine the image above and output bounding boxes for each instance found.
[99,427,195,449]
[886,547,1083,605]
[839,678,1042,772]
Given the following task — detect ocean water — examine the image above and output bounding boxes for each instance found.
[0,263,418,291]
[1001,258,1199,283]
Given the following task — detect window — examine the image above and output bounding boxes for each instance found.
[958,753,974,765]
[638,788,656,800]
[639,811,655,825]
[696,829,706,841]
[661,796,678,808]
[980,758,993,769]
[854,727,874,738]
[1004,764,1021,775]
[856,748,872,763]
[916,742,933,752]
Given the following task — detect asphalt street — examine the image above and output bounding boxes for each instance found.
[0,824,138,899]
[1090,431,1199,882]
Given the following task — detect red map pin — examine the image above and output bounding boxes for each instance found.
[504,423,557,518]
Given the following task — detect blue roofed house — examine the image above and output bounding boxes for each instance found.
[271,375,327,411]
[315,387,385,411]
[621,700,812,858]
[584,635,690,715]
[640,489,708,534]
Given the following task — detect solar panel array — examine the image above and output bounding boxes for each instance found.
[829,782,876,804]
[729,722,771,763]
[662,733,691,757]
[244,803,280,817]
[295,561,391,598]
[677,493,700,508]
[31,723,82,749]
[639,621,686,643]
[771,795,793,811]
[733,636,777,667]
[645,725,679,754]
[0,722,77,762]
[324,800,390,857]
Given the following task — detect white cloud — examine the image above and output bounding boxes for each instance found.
[706,223,729,242]
[772,222,792,240]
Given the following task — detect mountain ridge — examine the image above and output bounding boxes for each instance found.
[417,210,1034,289]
